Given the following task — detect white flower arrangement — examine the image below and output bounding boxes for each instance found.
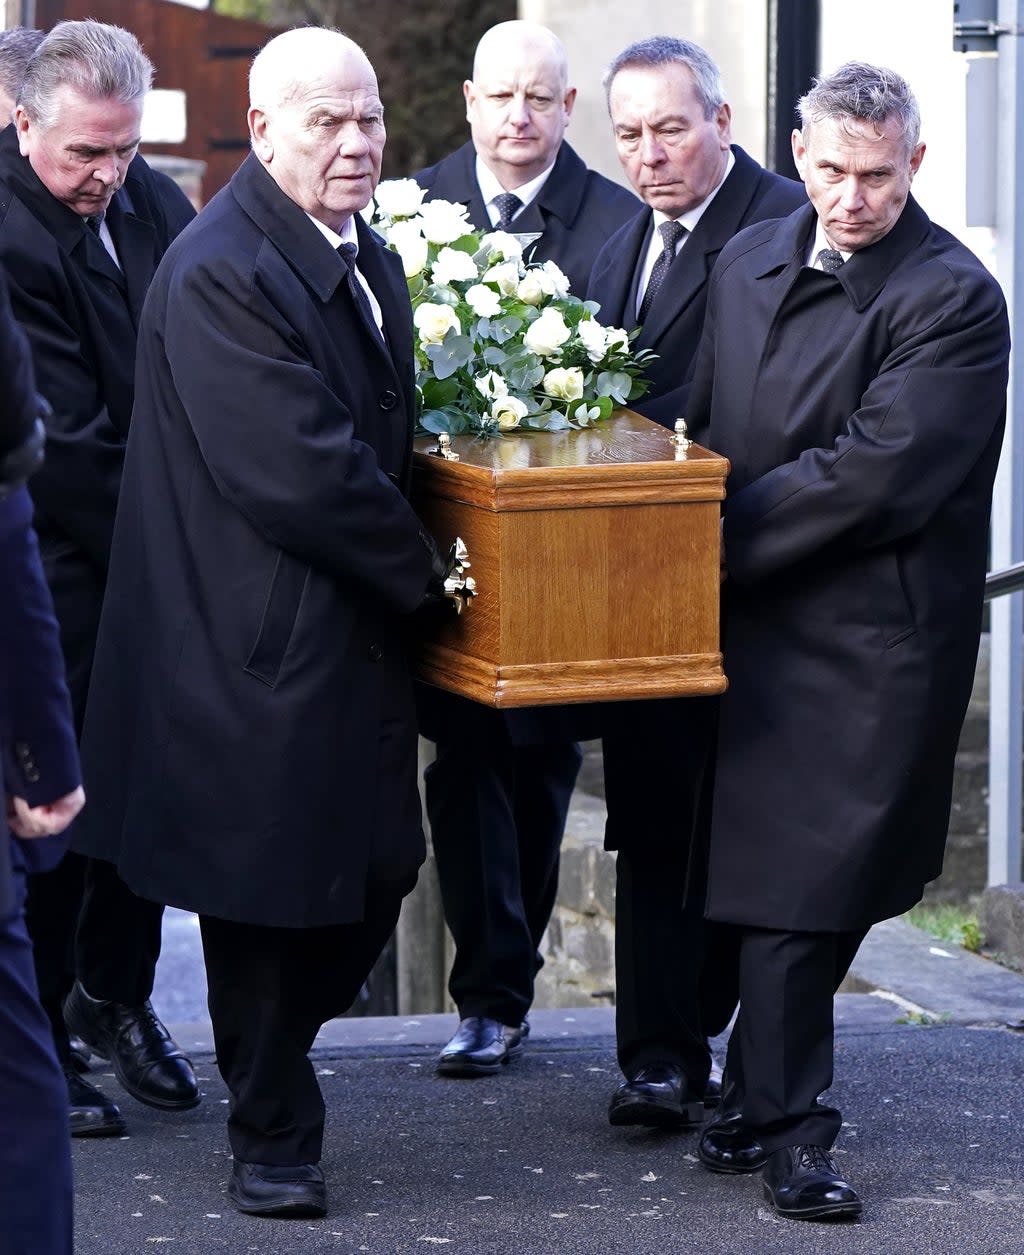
[367,178,655,435]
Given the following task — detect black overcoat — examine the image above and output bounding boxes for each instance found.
[74,155,439,928]
[0,126,194,724]
[586,147,805,430]
[415,139,640,297]
[689,197,1010,931]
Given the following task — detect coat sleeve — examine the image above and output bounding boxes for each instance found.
[160,253,440,614]
[3,249,125,569]
[722,260,1010,584]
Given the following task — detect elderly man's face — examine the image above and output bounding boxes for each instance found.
[793,115,924,252]
[464,43,575,187]
[609,62,730,218]
[16,85,142,217]
[250,50,384,232]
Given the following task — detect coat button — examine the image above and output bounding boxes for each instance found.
[15,743,40,782]
[378,390,398,411]
[368,643,383,662]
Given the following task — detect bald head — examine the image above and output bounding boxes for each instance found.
[465,20,575,190]
[248,27,384,233]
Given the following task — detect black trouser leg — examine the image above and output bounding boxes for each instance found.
[199,886,405,1166]
[75,856,163,1005]
[25,851,86,1064]
[731,926,866,1151]
[426,737,580,1025]
[1,845,73,1255]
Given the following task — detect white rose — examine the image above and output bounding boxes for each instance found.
[465,283,502,317]
[481,261,522,296]
[374,178,426,219]
[604,326,631,354]
[474,370,509,399]
[413,302,461,345]
[539,260,571,298]
[523,308,571,357]
[542,366,585,402]
[386,219,428,278]
[479,231,524,261]
[576,318,608,363]
[491,395,529,430]
[516,271,546,305]
[431,246,479,286]
[416,199,472,245]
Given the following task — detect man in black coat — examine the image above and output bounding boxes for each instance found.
[585,36,805,1135]
[0,20,199,1136]
[414,19,641,1080]
[691,62,1009,1219]
[76,27,453,1219]
[0,263,83,1255]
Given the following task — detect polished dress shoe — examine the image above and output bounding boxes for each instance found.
[64,980,200,1111]
[69,1035,93,1074]
[608,1063,704,1129]
[698,1111,768,1173]
[705,1059,723,1105]
[762,1145,863,1220]
[65,1065,127,1137]
[228,1161,327,1218]
[436,1017,526,1077]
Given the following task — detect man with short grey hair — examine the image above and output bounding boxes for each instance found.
[0,26,44,123]
[0,17,197,1138]
[586,34,803,1136]
[690,61,1009,1219]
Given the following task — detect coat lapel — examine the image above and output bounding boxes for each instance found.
[106,187,158,322]
[587,207,650,329]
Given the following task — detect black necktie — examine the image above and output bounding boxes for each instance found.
[493,192,522,230]
[337,242,384,345]
[816,248,845,274]
[638,220,687,324]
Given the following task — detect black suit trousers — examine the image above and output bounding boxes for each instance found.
[723,925,867,1151]
[199,880,408,1166]
[0,844,72,1255]
[601,695,734,1083]
[425,725,582,1025]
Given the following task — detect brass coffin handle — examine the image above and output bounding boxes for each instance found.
[443,536,477,615]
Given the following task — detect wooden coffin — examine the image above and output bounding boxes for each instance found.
[411,408,729,707]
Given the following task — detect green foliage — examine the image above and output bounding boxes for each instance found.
[904,902,985,953]
[212,0,516,176]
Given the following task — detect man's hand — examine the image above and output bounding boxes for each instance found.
[6,786,85,838]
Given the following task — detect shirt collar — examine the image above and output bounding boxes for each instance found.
[475,156,556,218]
[807,218,852,269]
[305,213,359,253]
[651,148,735,234]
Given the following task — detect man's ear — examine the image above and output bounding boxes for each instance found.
[249,107,271,161]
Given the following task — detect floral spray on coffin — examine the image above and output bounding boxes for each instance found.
[367,178,656,435]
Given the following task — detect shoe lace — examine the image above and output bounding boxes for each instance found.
[797,1145,838,1173]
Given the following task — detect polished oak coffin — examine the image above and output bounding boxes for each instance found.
[411,409,729,707]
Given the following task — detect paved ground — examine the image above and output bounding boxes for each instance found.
[71,915,1024,1255]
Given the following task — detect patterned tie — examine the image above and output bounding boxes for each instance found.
[638,220,688,324]
[337,242,384,345]
[85,213,104,235]
[493,192,522,230]
[816,248,845,274]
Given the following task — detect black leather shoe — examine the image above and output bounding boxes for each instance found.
[65,1065,127,1138]
[698,1111,768,1173]
[436,1017,526,1076]
[228,1161,327,1218]
[69,1035,93,1074]
[64,981,200,1111]
[762,1145,863,1220]
[608,1064,704,1129]
[704,1059,723,1105]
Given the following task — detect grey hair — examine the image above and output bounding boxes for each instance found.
[797,62,920,151]
[0,27,45,106]
[603,36,725,119]
[18,20,153,131]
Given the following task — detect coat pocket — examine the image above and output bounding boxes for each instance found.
[874,551,916,649]
[244,552,309,687]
